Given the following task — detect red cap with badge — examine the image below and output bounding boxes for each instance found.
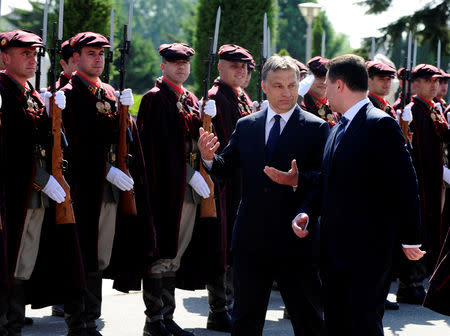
[411,64,441,80]
[60,39,76,60]
[218,44,253,63]
[307,56,329,77]
[68,32,110,50]
[366,61,396,78]
[0,30,44,51]
[158,43,195,61]
[293,59,308,74]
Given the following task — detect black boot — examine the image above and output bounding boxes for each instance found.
[84,272,103,335]
[6,279,26,336]
[64,293,87,336]
[161,274,194,336]
[143,275,171,336]
[206,273,232,332]
[0,286,8,336]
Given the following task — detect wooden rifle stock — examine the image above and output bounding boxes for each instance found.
[199,102,217,218]
[50,96,75,224]
[117,101,137,216]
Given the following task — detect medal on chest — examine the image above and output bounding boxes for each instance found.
[96,101,112,114]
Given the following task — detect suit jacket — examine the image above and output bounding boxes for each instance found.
[317,102,422,272]
[210,106,330,258]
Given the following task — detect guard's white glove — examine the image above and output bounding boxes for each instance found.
[436,102,443,113]
[260,100,269,111]
[55,90,66,110]
[43,91,52,115]
[106,166,134,191]
[120,88,134,107]
[114,90,120,109]
[298,74,315,97]
[443,166,450,185]
[447,112,450,126]
[198,99,217,118]
[42,175,66,203]
[396,109,402,119]
[188,171,210,198]
[0,93,2,108]
[251,101,259,113]
[402,106,413,122]
[39,88,47,101]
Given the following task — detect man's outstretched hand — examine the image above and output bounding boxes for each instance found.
[198,127,220,161]
[264,159,299,186]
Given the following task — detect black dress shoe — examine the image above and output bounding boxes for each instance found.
[385,299,399,310]
[23,317,33,326]
[207,311,232,332]
[397,286,426,305]
[143,320,173,336]
[52,304,65,317]
[164,319,194,336]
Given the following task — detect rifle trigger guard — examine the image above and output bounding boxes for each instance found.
[61,159,69,171]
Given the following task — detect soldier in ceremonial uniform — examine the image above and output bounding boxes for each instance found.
[61,32,154,336]
[366,61,397,119]
[56,39,77,90]
[242,56,255,111]
[137,43,217,336]
[301,56,340,127]
[397,64,448,304]
[0,30,85,336]
[293,58,308,81]
[206,44,254,331]
[435,69,449,112]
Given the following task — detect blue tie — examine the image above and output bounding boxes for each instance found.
[332,116,349,155]
[266,114,281,160]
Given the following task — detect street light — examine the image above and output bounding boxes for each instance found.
[298,2,322,62]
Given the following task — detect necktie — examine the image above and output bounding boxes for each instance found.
[266,114,281,160]
[332,116,349,155]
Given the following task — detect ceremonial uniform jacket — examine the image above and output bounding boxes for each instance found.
[301,91,340,128]
[434,97,448,113]
[208,79,251,262]
[55,71,71,91]
[62,73,155,288]
[409,95,449,269]
[0,73,85,307]
[368,92,397,119]
[392,91,411,112]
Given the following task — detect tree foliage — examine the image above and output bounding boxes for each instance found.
[193,0,278,99]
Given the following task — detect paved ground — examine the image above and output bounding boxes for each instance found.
[23,280,450,335]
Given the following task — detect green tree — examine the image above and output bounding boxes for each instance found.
[193,0,278,99]
[312,12,324,57]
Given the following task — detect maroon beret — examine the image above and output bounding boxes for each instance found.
[218,44,253,63]
[307,56,329,77]
[411,64,441,80]
[0,30,43,50]
[158,43,195,61]
[60,39,75,60]
[294,59,308,74]
[366,61,396,78]
[69,32,110,50]
[247,59,256,71]
[439,69,450,80]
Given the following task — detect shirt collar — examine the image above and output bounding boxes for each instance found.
[266,103,297,124]
[342,98,370,124]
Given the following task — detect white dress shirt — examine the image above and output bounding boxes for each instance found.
[265,104,297,143]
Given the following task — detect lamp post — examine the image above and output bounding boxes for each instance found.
[298,2,322,62]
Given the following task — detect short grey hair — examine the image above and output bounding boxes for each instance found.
[262,55,300,82]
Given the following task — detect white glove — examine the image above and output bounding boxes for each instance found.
[55,90,66,110]
[43,91,52,115]
[114,91,120,109]
[252,101,259,113]
[188,171,210,198]
[436,102,443,113]
[444,166,450,185]
[447,112,450,126]
[39,88,47,101]
[260,100,269,111]
[106,166,134,191]
[298,74,315,97]
[396,109,402,119]
[120,88,134,107]
[42,175,66,203]
[402,106,413,122]
[198,99,217,118]
[0,93,2,108]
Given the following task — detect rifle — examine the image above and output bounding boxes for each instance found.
[117,24,137,216]
[256,42,264,106]
[35,29,45,89]
[399,58,412,144]
[49,22,75,224]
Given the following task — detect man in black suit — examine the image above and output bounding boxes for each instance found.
[198,55,329,335]
[289,54,425,336]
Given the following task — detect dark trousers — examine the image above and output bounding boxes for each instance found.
[232,252,323,336]
[322,266,391,336]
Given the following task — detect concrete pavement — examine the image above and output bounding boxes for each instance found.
[23,280,450,335]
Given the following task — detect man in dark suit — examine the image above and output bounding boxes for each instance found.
[198,55,330,336]
[290,54,425,336]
